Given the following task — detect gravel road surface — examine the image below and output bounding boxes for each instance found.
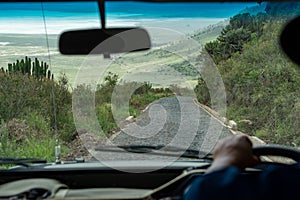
[91,96,232,161]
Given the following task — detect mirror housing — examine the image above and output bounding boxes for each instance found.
[59,28,151,55]
[280,16,300,66]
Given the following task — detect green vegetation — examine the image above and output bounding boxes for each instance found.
[4,56,54,80]
[167,61,199,77]
[0,58,173,162]
[195,2,300,147]
[205,12,268,64]
[93,72,174,134]
[0,58,73,161]
[0,119,60,162]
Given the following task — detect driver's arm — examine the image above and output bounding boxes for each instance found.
[183,135,300,200]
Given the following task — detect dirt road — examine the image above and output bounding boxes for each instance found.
[89,96,232,161]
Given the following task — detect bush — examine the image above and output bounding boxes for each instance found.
[0,58,74,161]
[96,103,117,135]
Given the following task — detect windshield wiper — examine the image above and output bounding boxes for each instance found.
[0,158,47,167]
[95,145,213,160]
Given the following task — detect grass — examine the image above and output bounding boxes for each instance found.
[0,119,67,163]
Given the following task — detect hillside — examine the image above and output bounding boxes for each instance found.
[195,2,300,147]
[191,21,227,44]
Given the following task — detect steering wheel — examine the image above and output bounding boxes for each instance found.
[252,145,300,163]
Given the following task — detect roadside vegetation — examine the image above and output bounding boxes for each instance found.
[195,2,300,147]
[0,59,73,161]
[0,58,173,161]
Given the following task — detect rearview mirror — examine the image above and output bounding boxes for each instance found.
[59,28,151,55]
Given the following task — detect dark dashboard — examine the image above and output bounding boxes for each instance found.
[0,160,211,199]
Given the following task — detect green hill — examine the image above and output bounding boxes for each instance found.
[196,2,300,147]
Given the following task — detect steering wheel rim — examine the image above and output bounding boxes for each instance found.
[252,145,300,163]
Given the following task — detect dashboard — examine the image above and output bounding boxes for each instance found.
[0,160,210,199]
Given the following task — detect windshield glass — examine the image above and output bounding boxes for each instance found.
[0,1,299,168]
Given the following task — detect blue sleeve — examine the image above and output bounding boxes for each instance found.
[183,162,300,200]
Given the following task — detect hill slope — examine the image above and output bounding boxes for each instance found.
[196,2,300,147]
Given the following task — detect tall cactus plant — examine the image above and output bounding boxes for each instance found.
[7,57,54,80]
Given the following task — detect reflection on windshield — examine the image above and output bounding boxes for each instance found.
[0,2,299,164]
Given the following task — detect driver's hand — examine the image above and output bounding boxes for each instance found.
[206,135,260,173]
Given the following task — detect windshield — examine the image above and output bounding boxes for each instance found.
[0,1,299,169]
